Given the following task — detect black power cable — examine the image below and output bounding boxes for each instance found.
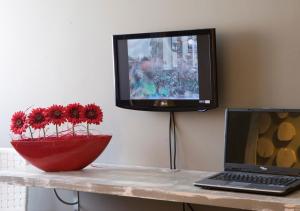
[169,112,177,170]
[172,112,176,169]
[182,203,195,211]
[53,189,80,211]
[187,203,195,211]
[169,112,173,169]
[169,114,195,211]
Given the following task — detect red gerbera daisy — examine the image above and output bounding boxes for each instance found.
[46,105,66,126]
[10,111,28,135]
[65,103,84,124]
[83,104,103,125]
[28,108,48,129]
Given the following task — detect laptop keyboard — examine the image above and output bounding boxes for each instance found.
[211,172,298,186]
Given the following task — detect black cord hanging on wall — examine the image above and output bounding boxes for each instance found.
[169,112,177,170]
[169,112,196,211]
[183,203,195,211]
[53,189,80,211]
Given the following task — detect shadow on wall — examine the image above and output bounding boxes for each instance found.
[79,192,247,211]
[28,188,248,211]
[217,31,269,108]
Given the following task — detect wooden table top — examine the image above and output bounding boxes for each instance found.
[1,164,300,211]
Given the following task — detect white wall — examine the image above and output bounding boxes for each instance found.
[0,0,300,210]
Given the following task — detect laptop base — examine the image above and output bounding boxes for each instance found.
[194,171,300,196]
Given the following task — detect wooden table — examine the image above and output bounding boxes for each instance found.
[0,164,300,211]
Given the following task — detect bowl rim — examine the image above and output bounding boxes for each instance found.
[11,134,112,143]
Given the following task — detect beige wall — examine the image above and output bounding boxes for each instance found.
[0,0,300,210]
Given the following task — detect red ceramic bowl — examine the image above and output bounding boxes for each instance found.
[11,135,111,172]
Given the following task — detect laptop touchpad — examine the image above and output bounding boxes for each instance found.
[229,182,251,187]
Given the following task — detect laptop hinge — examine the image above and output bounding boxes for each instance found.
[225,167,241,172]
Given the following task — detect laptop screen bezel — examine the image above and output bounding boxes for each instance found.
[224,108,300,176]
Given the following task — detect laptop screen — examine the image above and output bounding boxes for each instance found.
[225,109,300,170]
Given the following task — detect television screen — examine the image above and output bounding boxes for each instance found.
[128,36,199,100]
[113,29,217,111]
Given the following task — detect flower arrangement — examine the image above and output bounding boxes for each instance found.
[10,103,103,140]
[10,103,111,172]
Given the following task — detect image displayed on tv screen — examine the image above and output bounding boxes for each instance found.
[127,36,199,100]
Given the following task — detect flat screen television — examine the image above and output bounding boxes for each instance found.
[113,28,218,111]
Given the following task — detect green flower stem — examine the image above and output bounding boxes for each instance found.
[42,128,46,138]
[29,127,33,139]
[56,125,58,137]
[72,125,75,136]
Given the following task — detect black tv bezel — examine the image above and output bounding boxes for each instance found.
[224,108,300,176]
[112,28,218,112]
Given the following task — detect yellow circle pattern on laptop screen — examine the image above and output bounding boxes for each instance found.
[245,112,300,168]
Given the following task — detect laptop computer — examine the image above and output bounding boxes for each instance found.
[194,108,300,195]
